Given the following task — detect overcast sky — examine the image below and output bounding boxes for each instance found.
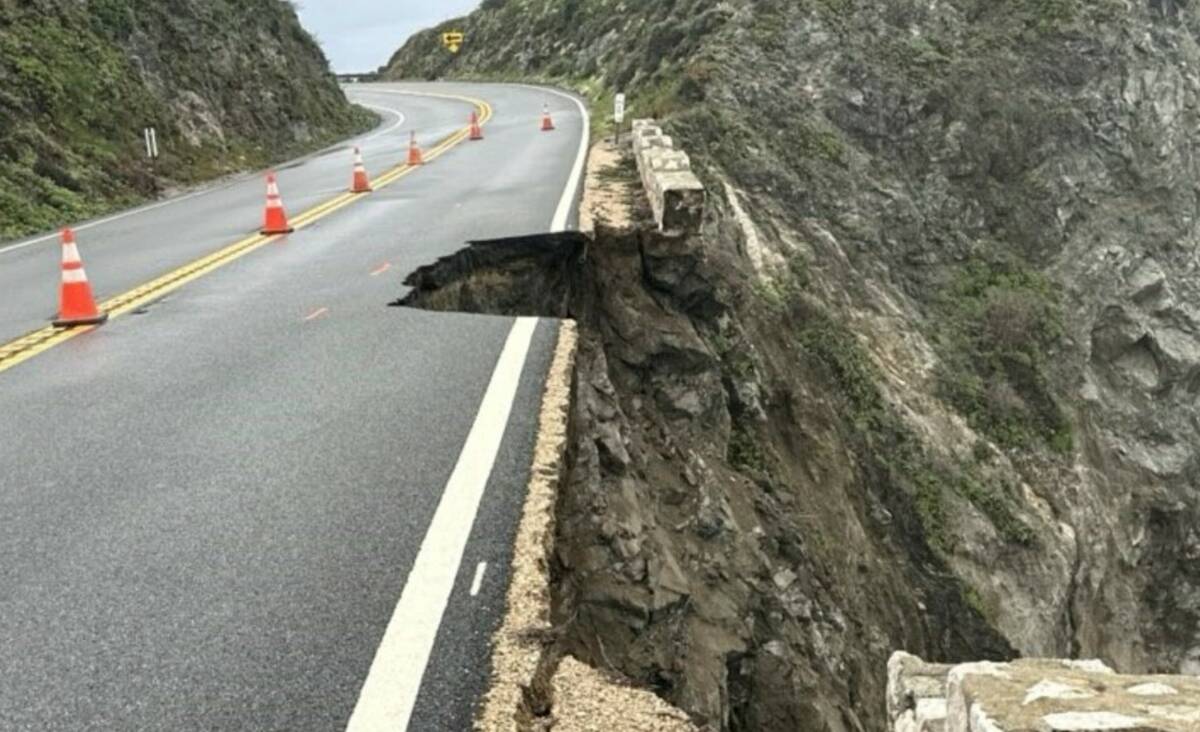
[295,1,481,73]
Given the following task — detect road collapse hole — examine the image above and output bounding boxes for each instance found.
[390,231,589,318]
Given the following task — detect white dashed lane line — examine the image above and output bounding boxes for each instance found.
[469,562,488,598]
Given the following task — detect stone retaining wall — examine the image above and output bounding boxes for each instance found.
[888,652,1200,731]
[630,119,705,234]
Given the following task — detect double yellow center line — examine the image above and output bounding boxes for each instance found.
[0,93,493,376]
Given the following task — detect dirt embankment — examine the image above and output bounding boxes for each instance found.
[401,140,1016,731]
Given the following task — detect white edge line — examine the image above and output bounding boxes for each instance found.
[345,317,538,732]
[343,83,587,732]
[353,103,407,143]
[0,98,408,257]
[469,562,488,597]
[527,85,590,233]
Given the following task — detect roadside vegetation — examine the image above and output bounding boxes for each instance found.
[933,259,1073,454]
[0,0,373,240]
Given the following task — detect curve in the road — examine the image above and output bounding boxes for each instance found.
[0,97,413,256]
[354,104,408,143]
[0,82,591,731]
[345,84,591,732]
[0,92,493,377]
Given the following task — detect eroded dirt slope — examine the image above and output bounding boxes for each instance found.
[393,1,1200,729]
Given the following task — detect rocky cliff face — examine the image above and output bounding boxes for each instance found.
[0,0,372,239]
[391,1,1200,730]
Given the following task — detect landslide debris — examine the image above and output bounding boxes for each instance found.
[393,1,1200,730]
[400,143,1012,732]
[0,0,373,239]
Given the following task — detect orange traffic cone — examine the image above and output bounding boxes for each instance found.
[407,132,424,166]
[540,104,555,132]
[350,147,372,193]
[261,172,294,235]
[53,228,108,328]
[469,111,484,141]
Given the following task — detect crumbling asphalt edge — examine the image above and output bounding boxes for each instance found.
[475,319,578,731]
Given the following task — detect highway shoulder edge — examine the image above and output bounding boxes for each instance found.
[475,319,578,730]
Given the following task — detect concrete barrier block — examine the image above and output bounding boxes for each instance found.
[659,172,705,234]
[635,133,674,154]
[630,118,706,234]
[888,652,955,724]
[647,149,691,172]
[632,132,661,150]
[633,123,663,137]
[631,125,662,146]
[889,655,1170,732]
[952,663,1200,732]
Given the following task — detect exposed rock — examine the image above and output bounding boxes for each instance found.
[398,143,1014,731]
[940,655,1199,732]
[389,3,1200,725]
[881,653,1200,732]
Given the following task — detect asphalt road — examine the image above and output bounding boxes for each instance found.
[0,82,587,730]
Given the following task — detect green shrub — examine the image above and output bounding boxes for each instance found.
[797,304,1035,550]
[934,258,1073,455]
[728,423,768,474]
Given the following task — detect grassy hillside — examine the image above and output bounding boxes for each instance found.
[0,0,374,239]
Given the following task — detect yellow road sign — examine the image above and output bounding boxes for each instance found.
[441,32,465,54]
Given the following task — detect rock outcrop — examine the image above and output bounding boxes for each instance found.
[888,652,1200,732]
[388,1,1200,729]
[399,140,1013,731]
